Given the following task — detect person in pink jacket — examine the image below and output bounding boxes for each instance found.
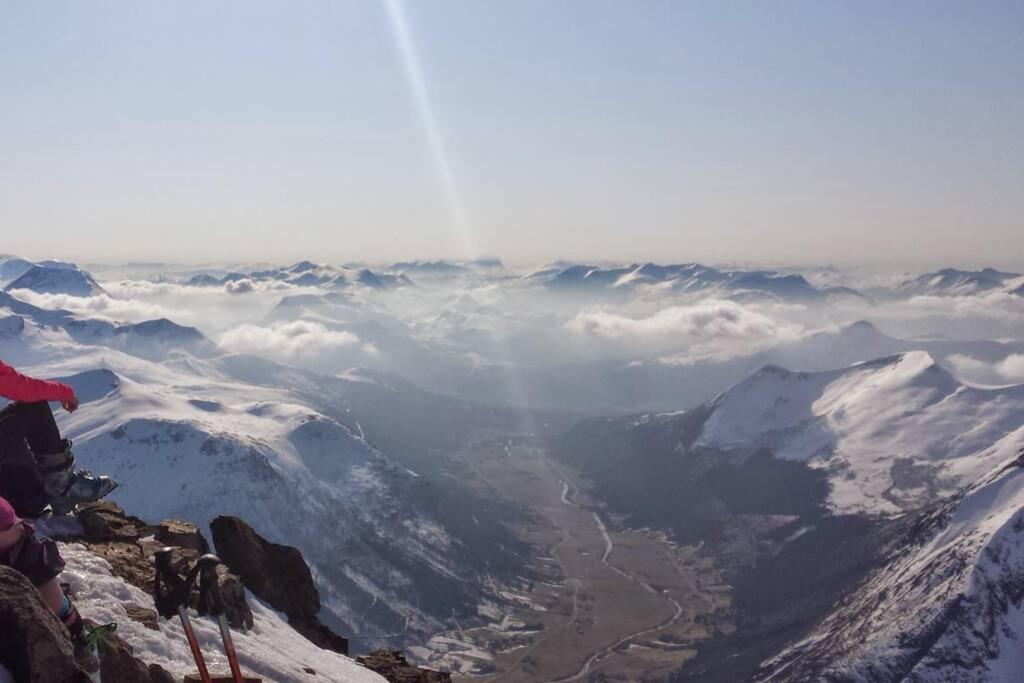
[0,360,116,515]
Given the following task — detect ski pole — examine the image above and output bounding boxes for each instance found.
[197,554,245,683]
[154,547,212,683]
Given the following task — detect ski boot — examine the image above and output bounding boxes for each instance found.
[62,596,111,681]
[37,440,118,516]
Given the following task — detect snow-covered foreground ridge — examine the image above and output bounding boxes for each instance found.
[54,355,467,644]
[759,450,1024,682]
[59,544,385,683]
[686,350,1024,514]
[0,306,486,650]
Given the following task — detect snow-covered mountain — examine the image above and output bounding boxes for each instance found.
[5,263,107,296]
[759,451,1024,682]
[0,255,34,285]
[35,351,495,651]
[184,262,412,291]
[0,291,215,362]
[0,309,529,660]
[536,262,864,301]
[562,351,1024,517]
[690,352,1024,514]
[895,267,1024,297]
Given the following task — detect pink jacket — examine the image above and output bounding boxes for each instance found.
[0,361,74,404]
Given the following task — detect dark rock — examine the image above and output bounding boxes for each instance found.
[57,503,255,632]
[0,565,90,682]
[76,502,142,543]
[210,515,348,654]
[96,628,156,682]
[148,664,176,683]
[156,519,210,555]
[356,650,452,683]
[125,606,160,631]
[210,516,318,620]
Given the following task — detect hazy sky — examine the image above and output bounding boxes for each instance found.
[2,1,1022,267]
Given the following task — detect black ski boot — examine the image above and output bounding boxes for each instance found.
[36,440,118,515]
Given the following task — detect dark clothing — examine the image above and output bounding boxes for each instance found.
[0,523,65,587]
[0,401,66,466]
[0,402,64,516]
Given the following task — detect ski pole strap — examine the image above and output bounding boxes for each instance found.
[85,623,118,649]
[154,547,199,619]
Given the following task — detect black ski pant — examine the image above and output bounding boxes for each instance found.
[0,401,64,515]
[0,401,65,465]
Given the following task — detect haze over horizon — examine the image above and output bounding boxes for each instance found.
[3,1,1023,267]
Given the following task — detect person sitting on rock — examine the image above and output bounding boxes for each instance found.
[0,360,116,515]
[0,494,99,674]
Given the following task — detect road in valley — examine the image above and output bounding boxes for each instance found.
[445,441,726,683]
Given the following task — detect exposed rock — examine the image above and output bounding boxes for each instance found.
[210,516,318,619]
[96,626,167,682]
[125,606,159,631]
[356,650,452,683]
[156,519,210,555]
[76,502,142,543]
[148,664,177,683]
[210,515,348,654]
[0,565,90,682]
[54,502,254,631]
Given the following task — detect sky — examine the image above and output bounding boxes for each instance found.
[1,1,1022,268]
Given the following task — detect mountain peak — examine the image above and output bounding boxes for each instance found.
[4,264,106,297]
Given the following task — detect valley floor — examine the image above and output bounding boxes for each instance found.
[420,440,729,682]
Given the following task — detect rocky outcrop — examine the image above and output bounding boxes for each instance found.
[64,502,254,630]
[0,565,90,682]
[356,651,452,683]
[210,515,349,654]
[93,624,176,683]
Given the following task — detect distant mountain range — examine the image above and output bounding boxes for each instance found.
[532,262,866,301]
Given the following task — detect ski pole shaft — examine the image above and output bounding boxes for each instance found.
[178,605,212,683]
[216,614,245,683]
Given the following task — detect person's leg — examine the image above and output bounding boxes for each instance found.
[38,575,66,614]
[0,404,52,515]
[0,402,56,468]
[0,401,117,514]
[40,577,100,675]
[0,401,65,458]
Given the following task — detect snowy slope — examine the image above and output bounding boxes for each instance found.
[184,262,410,291]
[540,262,863,301]
[58,545,385,683]
[57,363,467,644]
[0,315,486,651]
[895,267,1023,297]
[759,452,1024,683]
[5,264,106,297]
[694,352,1024,514]
[582,352,1024,517]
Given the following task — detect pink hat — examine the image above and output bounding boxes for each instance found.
[0,496,21,532]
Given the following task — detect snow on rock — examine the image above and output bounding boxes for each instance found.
[5,264,106,297]
[692,352,1024,514]
[58,544,385,683]
[758,452,1024,682]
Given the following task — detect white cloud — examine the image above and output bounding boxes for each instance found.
[10,290,173,323]
[225,279,256,294]
[566,300,798,342]
[947,353,1024,385]
[218,321,362,360]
